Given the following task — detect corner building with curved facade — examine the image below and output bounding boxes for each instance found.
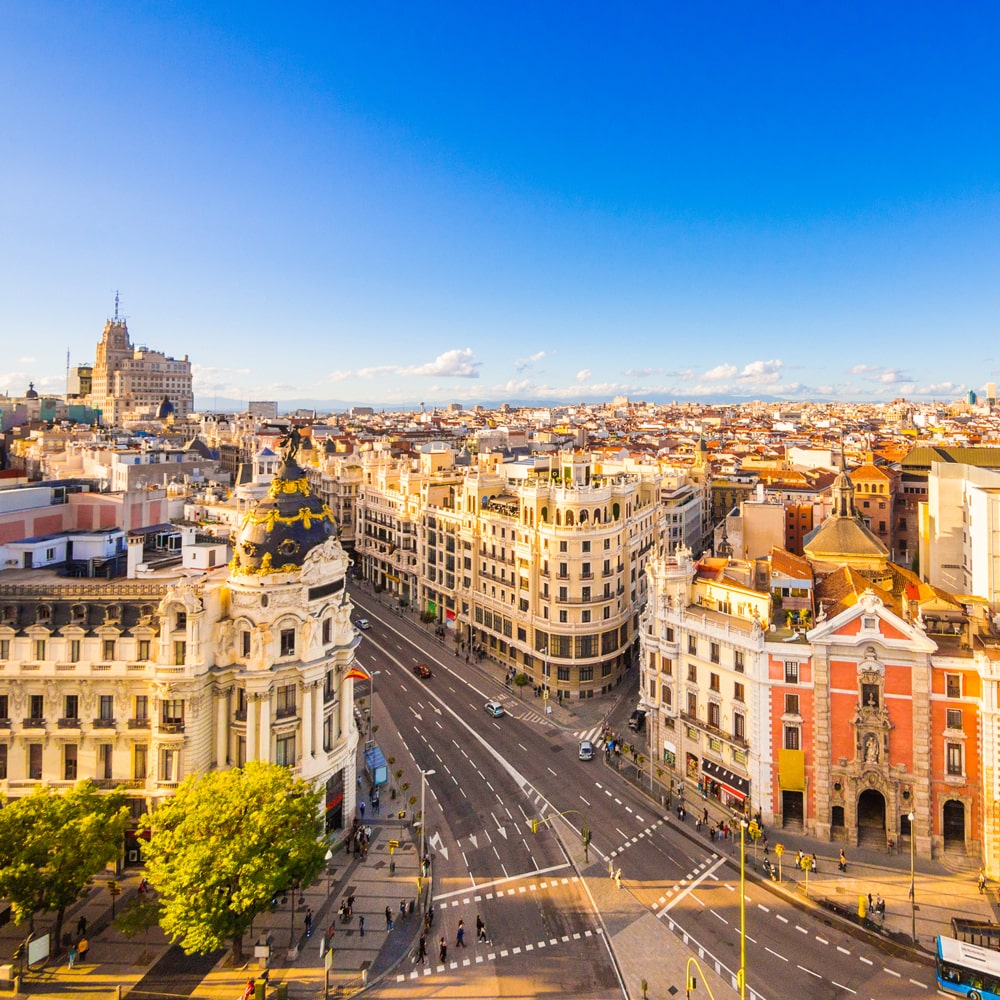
[0,439,363,846]
[356,448,664,699]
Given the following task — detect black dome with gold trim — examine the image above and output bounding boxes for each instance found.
[230,428,337,577]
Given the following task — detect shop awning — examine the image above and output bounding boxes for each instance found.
[663,740,677,755]
[701,758,750,801]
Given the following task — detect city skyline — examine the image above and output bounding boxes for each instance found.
[2,4,998,407]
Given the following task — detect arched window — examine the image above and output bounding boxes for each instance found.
[36,604,52,623]
[612,503,621,520]
[566,510,575,526]
[540,506,548,523]
[555,509,562,526]
[579,509,588,523]
[593,508,601,523]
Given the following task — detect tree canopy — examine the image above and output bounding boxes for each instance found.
[141,762,326,961]
[0,782,130,945]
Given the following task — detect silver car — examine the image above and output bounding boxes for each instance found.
[484,699,505,718]
[579,740,595,761]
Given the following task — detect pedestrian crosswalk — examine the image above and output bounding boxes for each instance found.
[574,725,607,746]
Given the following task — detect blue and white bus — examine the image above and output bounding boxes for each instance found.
[937,935,1000,999]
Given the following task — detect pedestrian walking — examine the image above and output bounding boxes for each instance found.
[305,907,313,938]
[385,905,394,931]
[979,868,988,893]
[615,868,622,889]
[838,849,847,873]
[67,943,78,969]
[77,915,87,936]
[456,919,466,947]
[439,936,447,964]
[359,800,366,818]
[241,978,256,1000]
[476,914,488,943]
[875,893,885,915]
[417,933,427,964]
[77,937,89,963]
[358,915,365,936]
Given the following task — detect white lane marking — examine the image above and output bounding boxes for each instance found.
[757,904,770,913]
[765,947,787,962]
[837,945,850,954]
[776,914,788,923]
[518,743,528,752]
[831,982,856,994]
[797,965,821,978]
[909,979,928,989]
[547,767,557,776]
[795,926,808,934]
[883,967,900,977]
[859,956,873,965]
[816,936,829,945]
[580,795,591,806]
[711,909,728,924]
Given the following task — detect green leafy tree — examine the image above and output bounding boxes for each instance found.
[0,781,130,949]
[513,672,530,699]
[141,762,325,963]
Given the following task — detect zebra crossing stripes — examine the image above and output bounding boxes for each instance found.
[574,725,606,746]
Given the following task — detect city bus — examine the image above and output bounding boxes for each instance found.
[937,935,1000,999]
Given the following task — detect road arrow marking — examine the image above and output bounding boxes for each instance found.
[428,831,449,862]
[491,812,507,839]
[468,834,479,849]
[409,706,423,721]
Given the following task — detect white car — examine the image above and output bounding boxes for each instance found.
[484,699,505,718]
[579,740,595,761]
[355,618,371,630]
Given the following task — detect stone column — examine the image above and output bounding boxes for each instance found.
[246,695,258,761]
[258,695,271,762]
[215,689,228,767]
[302,684,313,759]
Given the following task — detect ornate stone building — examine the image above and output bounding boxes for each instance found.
[0,433,362,853]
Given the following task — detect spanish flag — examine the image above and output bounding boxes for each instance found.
[344,663,371,682]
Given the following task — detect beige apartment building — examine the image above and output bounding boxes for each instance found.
[355,447,665,699]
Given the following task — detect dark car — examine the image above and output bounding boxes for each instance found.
[628,709,647,732]
[413,663,432,679]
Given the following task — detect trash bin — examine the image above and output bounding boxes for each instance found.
[275,984,288,1000]
[254,981,265,1000]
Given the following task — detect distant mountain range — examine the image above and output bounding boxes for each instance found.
[194,392,835,415]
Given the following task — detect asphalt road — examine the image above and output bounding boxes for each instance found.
[349,592,937,1000]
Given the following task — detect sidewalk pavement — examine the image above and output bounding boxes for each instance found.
[0,801,428,999]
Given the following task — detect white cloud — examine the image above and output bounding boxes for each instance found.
[514,350,548,373]
[19,357,36,364]
[736,359,783,384]
[359,348,482,380]
[622,367,664,377]
[850,364,879,375]
[327,370,351,382]
[702,363,738,381]
[575,369,592,382]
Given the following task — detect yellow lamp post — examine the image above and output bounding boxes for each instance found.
[738,819,747,1000]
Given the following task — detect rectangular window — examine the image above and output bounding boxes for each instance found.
[103,639,116,659]
[35,639,46,661]
[276,684,297,718]
[173,640,186,666]
[581,609,591,623]
[162,699,184,725]
[99,695,114,721]
[946,742,963,776]
[160,748,179,782]
[241,630,251,657]
[733,713,745,742]
[134,695,149,721]
[663,657,673,676]
[687,663,697,683]
[559,562,568,578]
[558,586,568,601]
[582,541,591,553]
[559,541,567,553]
[322,618,332,645]
[30,694,44,719]
[0,639,8,660]
[557,666,570,681]
[945,674,962,698]
[559,609,568,623]
[29,743,43,780]
[69,639,81,662]
[710,642,720,664]
[175,611,187,631]
[686,691,697,716]
[579,665,594,682]
[785,693,800,715]
[280,629,296,656]
[275,734,296,766]
[734,682,745,702]
[946,708,963,730]
[98,743,113,780]
[708,702,720,728]
[138,639,151,660]
[0,744,7,779]
[64,744,78,780]
[709,672,720,692]
[64,694,79,720]
[687,636,697,655]
[0,694,7,720]
[783,726,800,750]
[134,744,148,780]
[582,562,591,578]
[784,661,799,684]
[734,650,744,673]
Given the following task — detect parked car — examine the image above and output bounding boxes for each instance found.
[484,699,505,718]
[413,663,432,679]
[355,618,371,630]
[628,709,647,732]
[579,740,595,761]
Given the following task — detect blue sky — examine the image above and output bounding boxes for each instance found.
[2,2,998,408]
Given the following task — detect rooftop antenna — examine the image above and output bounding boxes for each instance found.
[114,290,120,322]
[66,349,70,396]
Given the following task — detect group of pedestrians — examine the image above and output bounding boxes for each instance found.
[414,914,490,966]
[349,818,373,858]
[66,915,90,969]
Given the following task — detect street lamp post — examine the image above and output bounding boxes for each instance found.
[419,767,436,904]
[908,811,917,944]
[738,818,747,1000]
[367,670,382,745]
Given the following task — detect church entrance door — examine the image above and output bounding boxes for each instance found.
[857,789,886,846]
